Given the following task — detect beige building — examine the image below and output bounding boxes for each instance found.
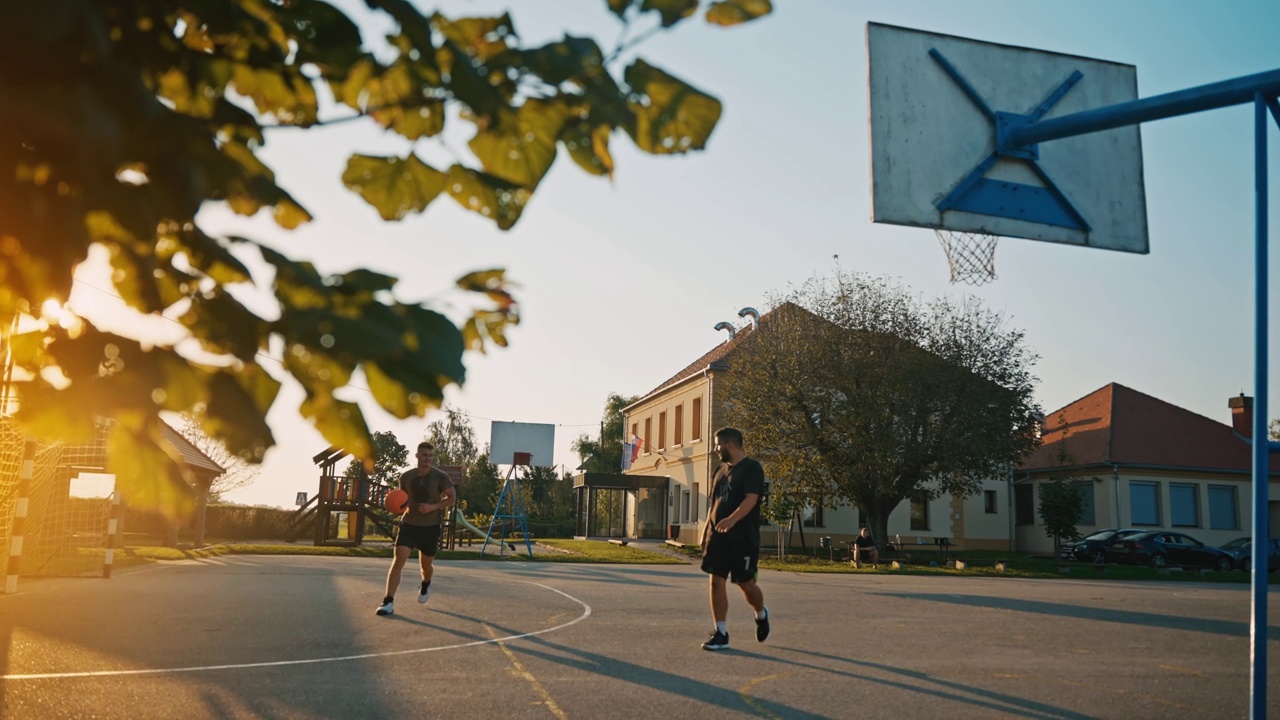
[1013,383,1280,556]
[619,306,1279,556]
[620,306,1014,550]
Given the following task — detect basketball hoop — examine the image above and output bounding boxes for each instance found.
[935,228,998,285]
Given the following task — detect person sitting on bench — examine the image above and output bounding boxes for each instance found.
[852,527,879,568]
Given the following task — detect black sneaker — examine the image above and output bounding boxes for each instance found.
[376,600,394,616]
[701,630,730,651]
[755,608,770,643]
[418,583,430,604]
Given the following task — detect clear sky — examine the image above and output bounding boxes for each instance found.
[73,0,1280,508]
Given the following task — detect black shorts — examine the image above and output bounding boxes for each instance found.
[395,523,442,556]
[701,537,759,583]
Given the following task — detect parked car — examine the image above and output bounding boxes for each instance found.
[1108,531,1234,571]
[1218,537,1280,573]
[1058,528,1145,563]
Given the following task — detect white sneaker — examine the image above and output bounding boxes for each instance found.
[376,600,394,616]
[418,583,430,604]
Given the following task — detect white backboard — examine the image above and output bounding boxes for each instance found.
[489,421,555,467]
[868,22,1149,253]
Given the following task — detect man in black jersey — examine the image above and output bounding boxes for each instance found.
[699,427,770,651]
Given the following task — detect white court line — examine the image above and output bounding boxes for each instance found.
[3,580,591,681]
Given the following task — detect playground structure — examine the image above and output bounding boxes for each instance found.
[285,446,398,546]
[287,446,515,551]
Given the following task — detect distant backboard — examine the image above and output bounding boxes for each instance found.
[489,421,555,467]
[867,22,1149,253]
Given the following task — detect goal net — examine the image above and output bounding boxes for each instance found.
[0,417,114,585]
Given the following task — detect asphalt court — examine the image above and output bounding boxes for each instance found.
[1,555,1277,719]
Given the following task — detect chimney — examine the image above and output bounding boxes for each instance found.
[1228,394,1253,437]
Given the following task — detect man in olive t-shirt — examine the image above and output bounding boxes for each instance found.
[376,441,455,617]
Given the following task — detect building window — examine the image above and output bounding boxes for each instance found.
[658,411,667,450]
[644,417,651,454]
[909,494,929,531]
[1014,484,1034,525]
[692,482,699,521]
[1208,485,1238,530]
[674,405,683,445]
[691,397,702,441]
[803,505,825,528]
[1169,483,1199,527]
[681,489,691,523]
[1130,481,1160,526]
[1075,482,1096,525]
[631,422,638,444]
[984,490,998,514]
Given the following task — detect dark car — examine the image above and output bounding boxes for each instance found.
[1058,528,1145,563]
[1218,537,1280,573]
[1109,531,1234,571]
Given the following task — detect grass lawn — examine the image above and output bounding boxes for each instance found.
[110,538,687,567]
[101,542,1273,584]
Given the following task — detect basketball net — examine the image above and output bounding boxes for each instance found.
[935,228,998,285]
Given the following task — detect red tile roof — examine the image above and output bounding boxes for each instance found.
[1018,383,1279,474]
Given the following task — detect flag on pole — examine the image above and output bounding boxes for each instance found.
[631,436,642,465]
[621,440,633,470]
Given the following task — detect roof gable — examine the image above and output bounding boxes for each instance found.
[634,303,819,402]
[1019,383,1278,473]
[161,422,225,476]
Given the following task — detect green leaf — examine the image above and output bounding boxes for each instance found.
[180,290,268,363]
[705,0,773,26]
[436,38,514,124]
[606,0,636,19]
[640,0,699,27]
[274,199,312,229]
[175,230,252,285]
[354,59,445,140]
[365,0,440,78]
[561,122,615,178]
[432,13,517,63]
[519,36,607,86]
[444,165,530,230]
[284,341,356,398]
[364,361,437,419]
[624,59,722,155]
[335,268,398,296]
[301,395,372,462]
[229,63,318,126]
[258,245,330,310]
[108,422,196,520]
[364,304,466,401]
[277,0,367,77]
[204,368,280,462]
[468,98,570,187]
[342,153,446,221]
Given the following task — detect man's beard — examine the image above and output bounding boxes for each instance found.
[718,450,731,463]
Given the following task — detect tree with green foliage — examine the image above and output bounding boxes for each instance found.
[460,455,502,518]
[1037,417,1084,561]
[343,430,408,486]
[0,0,773,517]
[424,406,481,468]
[573,392,641,472]
[721,269,1043,548]
[1270,418,1279,442]
[1038,476,1085,561]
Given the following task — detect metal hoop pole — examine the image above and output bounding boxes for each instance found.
[1248,91,1270,720]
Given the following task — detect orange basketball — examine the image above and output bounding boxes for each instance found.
[385,488,409,514]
